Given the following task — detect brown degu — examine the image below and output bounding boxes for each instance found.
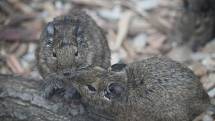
[67,56,211,121]
[36,10,111,98]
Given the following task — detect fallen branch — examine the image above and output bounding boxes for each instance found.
[0,74,93,121]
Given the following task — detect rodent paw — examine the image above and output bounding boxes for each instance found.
[41,76,65,99]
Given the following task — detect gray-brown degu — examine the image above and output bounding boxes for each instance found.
[66,56,211,121]
[36,10,110,98]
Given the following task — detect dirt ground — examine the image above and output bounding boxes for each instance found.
[0,0,214,120]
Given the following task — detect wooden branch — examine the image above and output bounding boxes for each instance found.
[0,74,93,121]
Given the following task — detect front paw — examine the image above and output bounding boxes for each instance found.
[41,75,65,99]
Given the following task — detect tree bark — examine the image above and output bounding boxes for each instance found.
[0,74,93,121]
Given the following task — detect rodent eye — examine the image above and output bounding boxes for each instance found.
[52,52,56,57]
[86,84,96,92]
[75,51,78,56]
[73,47,78,56]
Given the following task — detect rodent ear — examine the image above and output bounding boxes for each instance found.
[110,63,127,72]
[104,82,125,100]
[108,83,125,95]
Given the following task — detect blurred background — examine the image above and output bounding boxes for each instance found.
[0,0,214,104]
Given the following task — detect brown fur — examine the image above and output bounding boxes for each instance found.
[71,56,210,121]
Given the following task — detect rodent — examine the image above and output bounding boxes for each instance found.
[36,9,111,98]
[67,56,211,121]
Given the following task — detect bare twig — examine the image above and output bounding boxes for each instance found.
[6,54,24,74]
[114,11,133,50]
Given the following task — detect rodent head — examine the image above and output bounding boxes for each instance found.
[71,67,128,117]
[43,16,85,69]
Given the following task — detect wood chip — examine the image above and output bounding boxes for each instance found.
[189,62,207,77]
[114,11,133,50]
[71,0,113,8]
[6,54,24,74]
[147,33,166,49]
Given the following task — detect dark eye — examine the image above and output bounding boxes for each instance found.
[53,52,56,57]
[105,83,124,100]
[87,84,96,92]
[75,51,78,56]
